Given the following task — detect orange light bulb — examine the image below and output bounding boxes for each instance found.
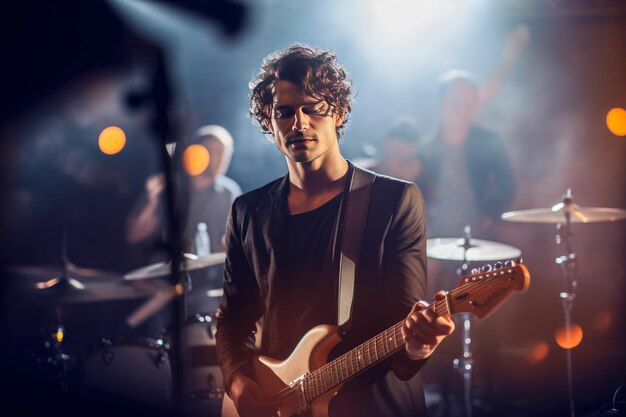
[555,324,583,349]
[183,144,210,176]
[98,126,127,155]
[606,107,626,137]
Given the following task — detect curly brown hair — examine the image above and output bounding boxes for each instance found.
[249,43,353,139]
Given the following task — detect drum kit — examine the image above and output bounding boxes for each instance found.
[3,243,227,416]
[4,189,625,417]
[426,189,626,417]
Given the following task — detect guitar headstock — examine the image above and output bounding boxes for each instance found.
[449,259,530,319]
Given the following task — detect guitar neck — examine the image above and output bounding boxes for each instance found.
[301,262,529,402]
[302,300,450,402]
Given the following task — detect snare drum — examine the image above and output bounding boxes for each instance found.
[78,336,173,409]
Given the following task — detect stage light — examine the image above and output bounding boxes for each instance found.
[98,126,127,155]
[183,144,210,176]
[359,0,465,56]
[593,310,611,332]
[555,324,583,349]
[606,107,626,137]
[528,342,549,363]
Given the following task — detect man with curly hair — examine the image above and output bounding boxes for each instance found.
[216,43,454,417]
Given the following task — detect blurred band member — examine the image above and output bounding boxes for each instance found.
[126,125,241,253]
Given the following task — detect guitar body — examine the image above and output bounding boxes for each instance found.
[222,324,343,417]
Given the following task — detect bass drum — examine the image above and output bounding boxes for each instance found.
[77,336,173,411]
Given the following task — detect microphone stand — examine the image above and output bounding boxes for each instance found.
[148,50,187,415]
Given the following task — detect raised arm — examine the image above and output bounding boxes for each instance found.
[478,24,530,107]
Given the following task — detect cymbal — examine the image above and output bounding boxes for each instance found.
[12,276,152,305]
[3,263,135,304]
[4,262,121,282]
[206,288,223,298]
[502,205,626,223]
[427,238,521,262]
[6,267,152,306]
[125,252,226,281]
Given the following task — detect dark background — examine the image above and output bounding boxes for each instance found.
[0,1,624,416]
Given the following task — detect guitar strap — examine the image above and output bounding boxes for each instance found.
[337,164,375,335]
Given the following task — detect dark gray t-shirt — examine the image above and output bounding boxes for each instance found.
[264,192,342,360]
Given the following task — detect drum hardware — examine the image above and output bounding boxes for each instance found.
[427,225,523,417]
[177,311,224,417]
[32,322,73,392]
[94,330,171,370]
[123,260,226,411]
[2,269,154,318]
[5,229,123,297]
[124,253,226,328]
[187,312,217,340]
[187,387,225,401]
[501,191,626,224]
[183,387,225,417]
[502,188,626,417]
[76,335,174,409]
[155,329,171,370]
[124,252,226,281]
[426,232,522,263]
[4,231,145,306]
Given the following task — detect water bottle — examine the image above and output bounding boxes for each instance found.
[194,222,211,256]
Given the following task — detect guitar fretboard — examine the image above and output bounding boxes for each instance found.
[302,299,449,402]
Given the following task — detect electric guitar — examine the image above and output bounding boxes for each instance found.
[222,260,531,417]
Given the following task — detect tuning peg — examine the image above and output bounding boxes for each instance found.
[481,264,492,272]
[516,257,524,264]
[494,261,503,269]
[471,268,479,274]
[505,259,516,267]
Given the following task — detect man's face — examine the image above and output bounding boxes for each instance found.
[441,81,479,133]
[379,138,422,182]
[268,80,344,163]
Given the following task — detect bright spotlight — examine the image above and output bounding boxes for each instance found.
[361,1,464,53]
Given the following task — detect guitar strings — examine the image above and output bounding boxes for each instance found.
[268,267,523,403]
[306,268,521,394]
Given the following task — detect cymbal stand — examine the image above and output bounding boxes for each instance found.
[40,318,71,392]
[38,230,74,391]
[452,225,474,417]
[182,270,193,319]
[555,189,578,417]
[45,229,86,292]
